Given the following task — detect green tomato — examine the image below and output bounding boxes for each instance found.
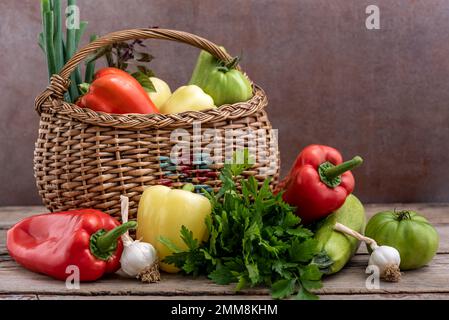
[365,210,439,270]
[189,50,253,106]
[197,68,253,107]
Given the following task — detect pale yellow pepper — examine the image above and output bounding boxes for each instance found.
[136,184,212,273]
[159,85,215,114]
[148,77,172,109]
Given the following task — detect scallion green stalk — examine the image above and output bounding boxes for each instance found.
[53,0,64,74]
[38,32,45,53]
[66,0,78,101]
[41,0,51,13]
[75,21,88,49]
[41,0,56,79]
[85,34,98,83]
[40,0,94,103]
[65,0,77,61]
[43,11,56,79]
[73,21,88,90]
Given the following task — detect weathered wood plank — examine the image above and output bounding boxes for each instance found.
[321,254,449,294]
[36,293,449,300]
[0,230,6,256]
[0,294,38,300]
[0,259,268,296]
[38,295,273,300]
[1,204,448,299]
[1,204,447,229]
[321,293,449,300]
[0,207,46,229]
[0,255,447,297]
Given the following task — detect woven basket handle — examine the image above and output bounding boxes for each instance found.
[36,28,235,113]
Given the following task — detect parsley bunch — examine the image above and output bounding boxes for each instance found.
[161,160,332,300]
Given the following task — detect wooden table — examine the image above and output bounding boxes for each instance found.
[0,204,448,300]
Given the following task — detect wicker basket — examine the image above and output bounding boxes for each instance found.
[34,28,280,219]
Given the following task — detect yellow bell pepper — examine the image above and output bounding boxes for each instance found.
[136,184,212,273]
[159,85,215,114]
[148,77,172,109]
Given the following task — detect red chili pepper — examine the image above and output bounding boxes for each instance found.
[279,145,363,224]
[77,67,159,114]
[6,209,136,281]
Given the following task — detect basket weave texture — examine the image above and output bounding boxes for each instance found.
[34,28,280,219]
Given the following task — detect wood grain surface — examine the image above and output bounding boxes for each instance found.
[0,204,448,299]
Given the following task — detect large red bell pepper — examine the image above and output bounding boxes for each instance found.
[278,145,363,224]
[77,67,159,114]
[7,209,136,281]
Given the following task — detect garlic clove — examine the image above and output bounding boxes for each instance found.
[120,240,158,279]
[369,245,401,282]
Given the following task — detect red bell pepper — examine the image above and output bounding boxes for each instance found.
[77,67,159,114]
[278,145,363,224]
[7,209,136,281]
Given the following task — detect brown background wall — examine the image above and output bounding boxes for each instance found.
[0,0,448,205]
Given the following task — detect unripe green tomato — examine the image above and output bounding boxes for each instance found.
[196,68,253,107]
[189,50,253,107]
[365,210,439,270]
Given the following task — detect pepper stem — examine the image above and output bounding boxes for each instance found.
[78,83,90,95]
[92,221,137,260]
[324,156,363,180]
[318,156,363,188]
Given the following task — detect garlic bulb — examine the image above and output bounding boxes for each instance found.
[118,196,160,283]
[334,222,401,282]
[368,245,401,282]
[120,240,159,280]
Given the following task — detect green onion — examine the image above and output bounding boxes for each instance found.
[85,34,98,83]
[65,0,77,62]
[41,0,51,13]
[43,11,56,79]
[66,0,78,101]
[75,21,88,49]
[53,0,64,74]
[38,32,45,53]
[73,21,88,90]
[40,0,93,103]
[41,0,56,79]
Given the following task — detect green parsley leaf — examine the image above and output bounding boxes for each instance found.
[180,225,198,251]
[271,279,296,299]
[286,227,314,238]
[246,263,260,285]
[289,238,319,263]
[158,236,181,253]
[296,285,319,300]
[301,279,323,291]
[209,266,236,285]
[300,264,323,281]
[281,211,301,228]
